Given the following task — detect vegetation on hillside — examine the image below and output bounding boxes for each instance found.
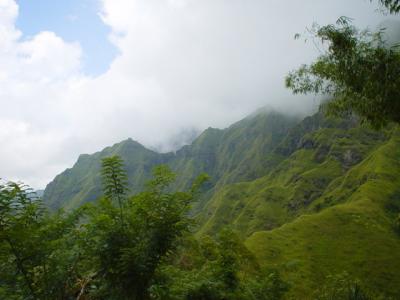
[2,128,400,298]
[0,162,291,299]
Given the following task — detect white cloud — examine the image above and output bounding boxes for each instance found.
[0,0,390,188]
[0,0,83,187]
[0,0,19,44]
[17,31,81,81]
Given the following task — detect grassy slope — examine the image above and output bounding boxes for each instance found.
[245,129,400,298]
[197,118,387,237]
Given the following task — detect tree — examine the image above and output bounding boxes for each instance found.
[0,162,209,300]
[376,0,400,13]
[0,181,84,300]
[101,155,129,224]
[155,229,288,300]
[243,270,289,300]
[286,3,400,128]
[84,165,209,299]
[0,181,41,299]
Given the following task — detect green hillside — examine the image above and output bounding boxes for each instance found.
[192,113,400,297]
[41,109,400,298]
[196,114,388,236]
[246,129,400,298]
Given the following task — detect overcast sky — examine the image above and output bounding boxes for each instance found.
[0,0,397,189]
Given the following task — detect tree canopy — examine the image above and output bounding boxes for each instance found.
[286,3,400,128]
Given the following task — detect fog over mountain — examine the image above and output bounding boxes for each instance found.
[0,0,395,188]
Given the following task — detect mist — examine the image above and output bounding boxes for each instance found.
[0,0,394,188]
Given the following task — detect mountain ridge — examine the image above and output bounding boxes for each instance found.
[43,109,298,210]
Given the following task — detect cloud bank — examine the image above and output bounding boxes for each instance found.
[0,0,390,188]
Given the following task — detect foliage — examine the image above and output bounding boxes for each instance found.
[376,0,400,13]
[0,162,210,300]
[286,16,400,128]
[101,155,129,224]
[151,229,288,300]
[242,271,289,300]
[0,181,84,299]
[78,164,208,299]
[314,272,372,300]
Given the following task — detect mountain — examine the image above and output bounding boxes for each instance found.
[43,110,298,210]
[43,139,168,210]
[42,109,400,298]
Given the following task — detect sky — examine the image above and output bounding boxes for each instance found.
[0,0,397,189]
[15,0,116,75]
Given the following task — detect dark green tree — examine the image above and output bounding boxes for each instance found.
[155,229,288,300]
[0,181,84,300]
[101,155,129,224]
[243,270,289,300]
[286,2,400,128]
[84,165,209,300]
[0,182,41,299]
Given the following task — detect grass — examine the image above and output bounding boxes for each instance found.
[197,121,389,237]
[245,129,400,298]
